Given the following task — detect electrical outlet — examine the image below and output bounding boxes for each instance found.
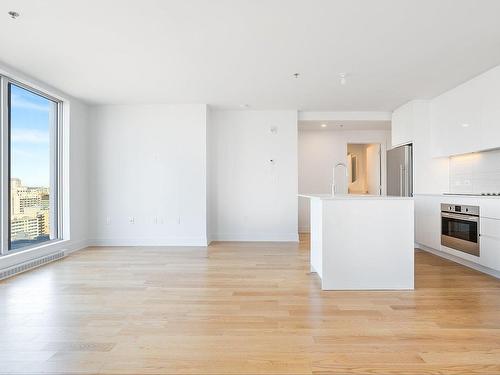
[129,216,135,224]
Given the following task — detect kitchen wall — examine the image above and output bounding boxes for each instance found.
[298,129,390,233]
[449,149,500,194]
[208,110,298,241]
[88,104,208,246]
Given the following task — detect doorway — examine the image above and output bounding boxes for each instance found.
[347,143,381,195]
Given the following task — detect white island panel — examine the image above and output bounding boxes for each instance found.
[309,197,323,277]
[301,194,414,290]
[322,199,414,290]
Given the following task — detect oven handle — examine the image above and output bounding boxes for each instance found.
[441,212,479,222]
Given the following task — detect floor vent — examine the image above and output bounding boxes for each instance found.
[0,251,65,281]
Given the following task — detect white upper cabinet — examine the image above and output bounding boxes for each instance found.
[391,101,414,148]
[430,78,483,157]
[430,65,500,157]
[479,66,500,151]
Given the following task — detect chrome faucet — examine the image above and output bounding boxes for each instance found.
[332,162,348,196]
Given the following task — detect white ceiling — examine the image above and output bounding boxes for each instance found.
[1,0,500,110]
[299,120,391,131]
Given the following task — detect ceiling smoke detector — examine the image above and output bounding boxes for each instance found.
[8,11,20,19]
[339,73,348,85]
[321,124,327,128]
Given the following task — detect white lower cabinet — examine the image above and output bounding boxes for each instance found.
[480,218,500,271]
[415,195,500,273]
[415,195,442,250]
[481,200,500,220]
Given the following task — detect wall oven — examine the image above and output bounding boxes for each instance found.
[441,204,480,256]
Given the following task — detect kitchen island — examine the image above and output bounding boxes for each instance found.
[299,194,414,290]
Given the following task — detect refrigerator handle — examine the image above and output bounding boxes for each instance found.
[405,166,409,197]
[399,164,404,196]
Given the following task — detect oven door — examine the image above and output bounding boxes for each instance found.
[441,212,480,256]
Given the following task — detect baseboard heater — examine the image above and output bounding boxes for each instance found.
[0,251,65,281]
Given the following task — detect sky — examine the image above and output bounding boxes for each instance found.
[10,84,56,188]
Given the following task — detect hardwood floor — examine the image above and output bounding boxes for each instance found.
[0,235,499,374]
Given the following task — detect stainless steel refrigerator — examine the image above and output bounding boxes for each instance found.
[387,144,413,197]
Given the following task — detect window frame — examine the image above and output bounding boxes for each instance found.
[0,75,64,255]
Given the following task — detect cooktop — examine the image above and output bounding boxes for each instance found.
[443,192,500,196]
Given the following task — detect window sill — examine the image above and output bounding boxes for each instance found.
[0,239,74,270]
[6,239,65,256]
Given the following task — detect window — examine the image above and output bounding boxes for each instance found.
[1,77,62,254]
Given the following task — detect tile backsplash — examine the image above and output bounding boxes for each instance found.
[449,149,500,194]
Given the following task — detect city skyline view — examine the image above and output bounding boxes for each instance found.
[9,84,56,250]
[10,177,51,250]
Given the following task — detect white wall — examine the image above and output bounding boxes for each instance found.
[67,100,89,248]
[208,110,298,241]
[88,104,208,246]
[206,106,214,243]
[88,106,299,245]
[298,129,390,232]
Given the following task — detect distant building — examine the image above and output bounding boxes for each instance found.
[10,178,50,244]
[10,215,41,240]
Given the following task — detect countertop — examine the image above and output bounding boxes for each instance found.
[298,194,413,200]
[414,193,500,199]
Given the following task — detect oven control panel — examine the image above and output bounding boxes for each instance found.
[441,203,480,216]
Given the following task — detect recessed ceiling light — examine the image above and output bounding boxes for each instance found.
[339,73,348,85]
[321,124,327,128]
[462,123,470,128]
[8,11,20,19]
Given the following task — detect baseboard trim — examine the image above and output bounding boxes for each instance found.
[416,243,500,279]
[88,238,208,247]
[64,239,91,254]
[210,233,299,242]
[0,238,89,271]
